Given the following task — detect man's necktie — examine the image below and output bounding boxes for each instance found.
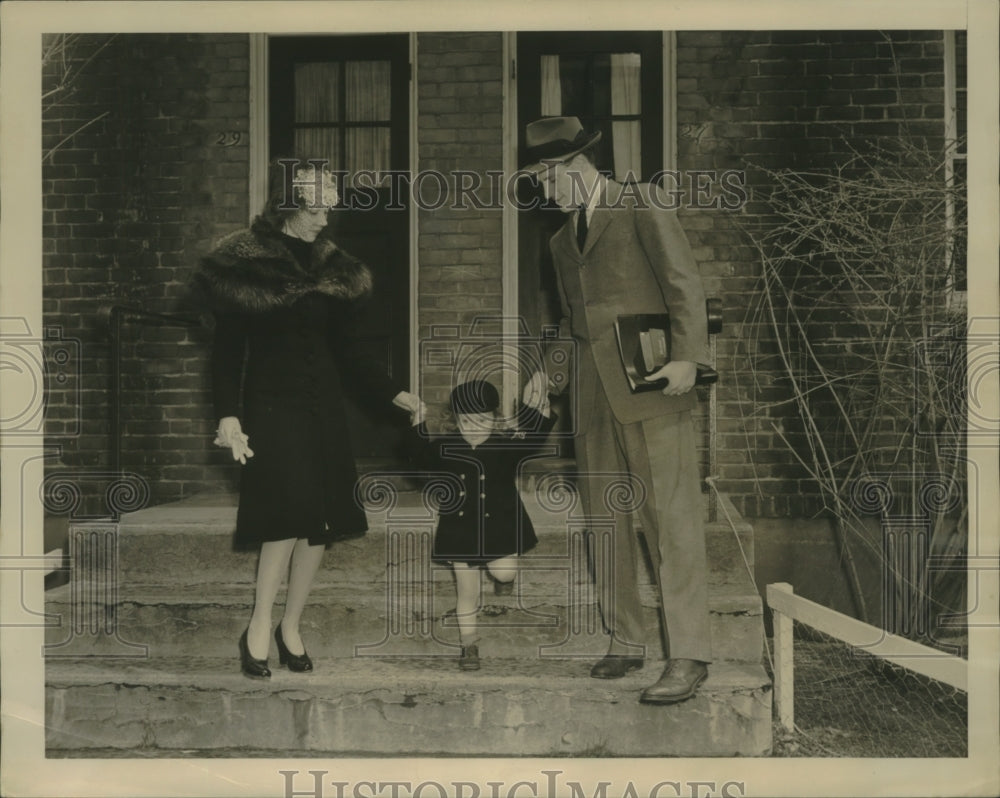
[576,204,588,252]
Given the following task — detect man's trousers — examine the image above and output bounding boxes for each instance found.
[574,387,713,662]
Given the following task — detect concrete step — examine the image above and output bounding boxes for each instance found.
[104,492,755,589]
[44,576,764,663]
[45,656,772,756]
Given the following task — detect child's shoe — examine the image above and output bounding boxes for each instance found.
[459,643,480,671]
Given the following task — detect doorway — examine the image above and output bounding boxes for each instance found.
[515,31,666,431]
[269,34,410,460]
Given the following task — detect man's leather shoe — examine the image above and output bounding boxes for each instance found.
[639,659,707,704]
[589,653,644,679]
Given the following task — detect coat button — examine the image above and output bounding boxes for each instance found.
[459,491,465,497]
[479,475,485,480]
[458,511,464,517]
[480,493,486,498]
[484,513,490,518]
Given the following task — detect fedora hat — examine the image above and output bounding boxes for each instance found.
[523,116,601,173]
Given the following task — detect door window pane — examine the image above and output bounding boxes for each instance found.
[612,120,641,182]
[294,128,341,167]
[540,55,562,116]
[294,62,340,123]
[610,53,641,114]
[346,61,391,122]
[538,50,643,180]
[346,127,391,177]
[554,54,612,118]
[610,53,642,180]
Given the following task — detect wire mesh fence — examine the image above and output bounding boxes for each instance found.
[767,621,967,757]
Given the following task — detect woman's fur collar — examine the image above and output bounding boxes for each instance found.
[193,217,373,314]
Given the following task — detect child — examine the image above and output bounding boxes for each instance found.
[408,378,556,670]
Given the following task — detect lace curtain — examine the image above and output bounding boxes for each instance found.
[293,59,391,179]
[540,55,561,117]
[610,53,641,182]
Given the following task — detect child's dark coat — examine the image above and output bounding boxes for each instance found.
[408,408,557,565]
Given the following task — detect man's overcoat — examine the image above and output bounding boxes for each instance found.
[545,180,710,435]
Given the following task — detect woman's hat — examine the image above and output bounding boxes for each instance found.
[449,380,500,415]
[524,116,602,173]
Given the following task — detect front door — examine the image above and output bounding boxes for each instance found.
[269,34,410,460]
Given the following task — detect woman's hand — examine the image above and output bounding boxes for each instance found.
[522,371,551,417]
[392,391,427,425]
[214,416,254,465]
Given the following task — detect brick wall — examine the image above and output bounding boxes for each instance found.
[416,33,505,408]
[42,34,249,516]
[675,30,949,517]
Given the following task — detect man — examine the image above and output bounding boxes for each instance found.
[523,116,712,704]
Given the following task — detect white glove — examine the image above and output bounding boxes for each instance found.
[214,416,254,465]
[393,391,427,425]
[522,371,551,417]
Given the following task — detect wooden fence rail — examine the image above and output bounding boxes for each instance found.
[766,582,968,731]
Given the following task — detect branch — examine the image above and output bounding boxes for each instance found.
[43,111,109,163]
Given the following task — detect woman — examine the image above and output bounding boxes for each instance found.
[194,157,421,679]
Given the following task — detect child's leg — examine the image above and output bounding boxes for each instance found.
[487,554,518,584]
[452,561,481,644]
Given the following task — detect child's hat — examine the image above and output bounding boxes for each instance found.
[449,380,500,415]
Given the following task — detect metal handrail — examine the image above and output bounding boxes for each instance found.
[101,304,204,482]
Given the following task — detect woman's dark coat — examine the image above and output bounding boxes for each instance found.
[408,408,557,565]
[194,217,403,546]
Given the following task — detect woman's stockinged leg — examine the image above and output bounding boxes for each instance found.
[280,539,326,655]
[452,562,481,645]
[247,538,297,658]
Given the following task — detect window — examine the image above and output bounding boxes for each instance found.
[270,36,408,186]
[268,35,411,459]
[537,51,644,181]
[518,32,664,184]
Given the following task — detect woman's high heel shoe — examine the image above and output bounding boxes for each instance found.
[275,625,314,673]
[239,628,271,679]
